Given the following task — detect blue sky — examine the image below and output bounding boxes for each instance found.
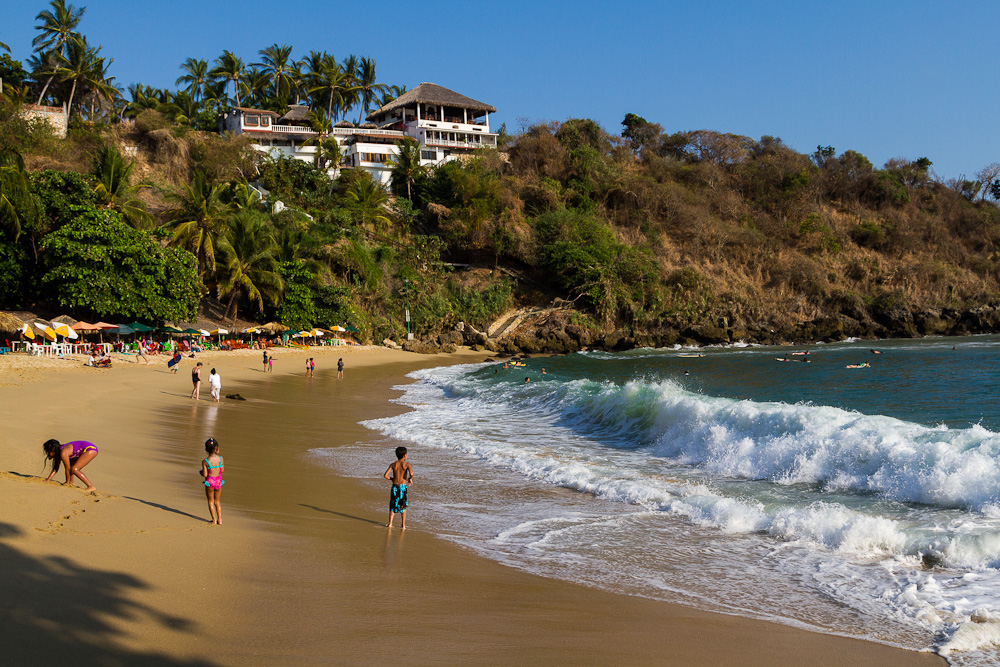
[2,0,997,179]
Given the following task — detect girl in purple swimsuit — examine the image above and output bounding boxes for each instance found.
[43,439,99,491]
[200,438,225,524]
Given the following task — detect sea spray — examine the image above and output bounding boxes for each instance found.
[351,344,1000,664]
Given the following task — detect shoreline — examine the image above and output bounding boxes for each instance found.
[0,346,946,665]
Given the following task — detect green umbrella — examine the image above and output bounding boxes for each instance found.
[346,326,359,333]
[158,326,183,334]
[181,328,202,334]
[128,322,155,333]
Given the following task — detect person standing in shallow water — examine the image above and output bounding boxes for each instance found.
[384,446,413,530]
[191,362,203,400]
[337,357,344,380]
[200,437,224,524]
[209,368,222,403]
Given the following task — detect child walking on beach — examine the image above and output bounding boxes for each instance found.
[200,437,224,524]
[383,446,413,530]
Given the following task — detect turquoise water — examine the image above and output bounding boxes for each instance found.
[319,336,1000,664]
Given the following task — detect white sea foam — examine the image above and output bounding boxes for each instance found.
[359,362,1000,663]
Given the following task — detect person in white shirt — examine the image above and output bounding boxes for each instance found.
[209,368,222,402]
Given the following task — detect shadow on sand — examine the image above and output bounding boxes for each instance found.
[123,497,209,522]
[0,521,220,666]
[299,504,383,526]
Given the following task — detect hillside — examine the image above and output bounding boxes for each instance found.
[4,103,1000,352]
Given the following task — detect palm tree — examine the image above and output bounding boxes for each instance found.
[243,66,270,108]
[388,137,426,201]
[356,57,387,121]
[340,54,360,115]
[209,50,246,106]
[0,148,35,240]
[0,41,9,53]
[32,0,85,105]
[299,50,329,106]
[307,57,350,119]
[257,43,295,101]
[176,58,209,101]
[345,176,390,231]
[92,144,152,228]
[375,84,406,109]
[79,52,118,121]
[165,169,233,279]
[294,109,341,172]
[164,91,201,125]
[221,181,262,211]
[217,209,284,324]
[53,35,108,119]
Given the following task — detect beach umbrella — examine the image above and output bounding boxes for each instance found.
[331,325,346,332]
[33,321,57,341]
[181,328,202,335]
[198,329,211,336]
[346,326,359,333]
[19,323,35,339]
[52,323,79,339]
[158,326,183,334]
[128,322,155,333]
[112,324,135,335]
[71,321,102,332]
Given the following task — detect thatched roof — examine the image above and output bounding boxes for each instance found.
[0,312,24,332]
[51,314,78,325]
[258,322,290,333]
[367,82,496,120]
[278,104,311,124]
[358,122,378,129]
[334,120,355,128]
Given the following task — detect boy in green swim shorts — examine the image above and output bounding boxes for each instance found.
[384,446,413,530]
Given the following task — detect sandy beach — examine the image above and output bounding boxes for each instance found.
[0,345,946,666]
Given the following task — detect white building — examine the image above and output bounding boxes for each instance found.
[219,83,498,187]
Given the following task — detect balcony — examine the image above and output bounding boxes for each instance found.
[334,127,405,138]
[411,118,490,132]
[271,124,317,135]
[424,136,497,150]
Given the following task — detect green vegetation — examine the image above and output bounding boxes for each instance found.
[3,0,1000,344]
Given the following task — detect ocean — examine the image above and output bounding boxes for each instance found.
[312,336,1000,665]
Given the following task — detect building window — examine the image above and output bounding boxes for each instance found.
[261,116,270,127]
[360,152,392,164]
[421,150,436,161]
[245,115,259,126]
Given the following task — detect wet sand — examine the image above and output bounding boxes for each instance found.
[0,346,946,666]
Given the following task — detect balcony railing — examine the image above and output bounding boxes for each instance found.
[425,137,497,149]
[271,124,316,134]
[334,127,405,138]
